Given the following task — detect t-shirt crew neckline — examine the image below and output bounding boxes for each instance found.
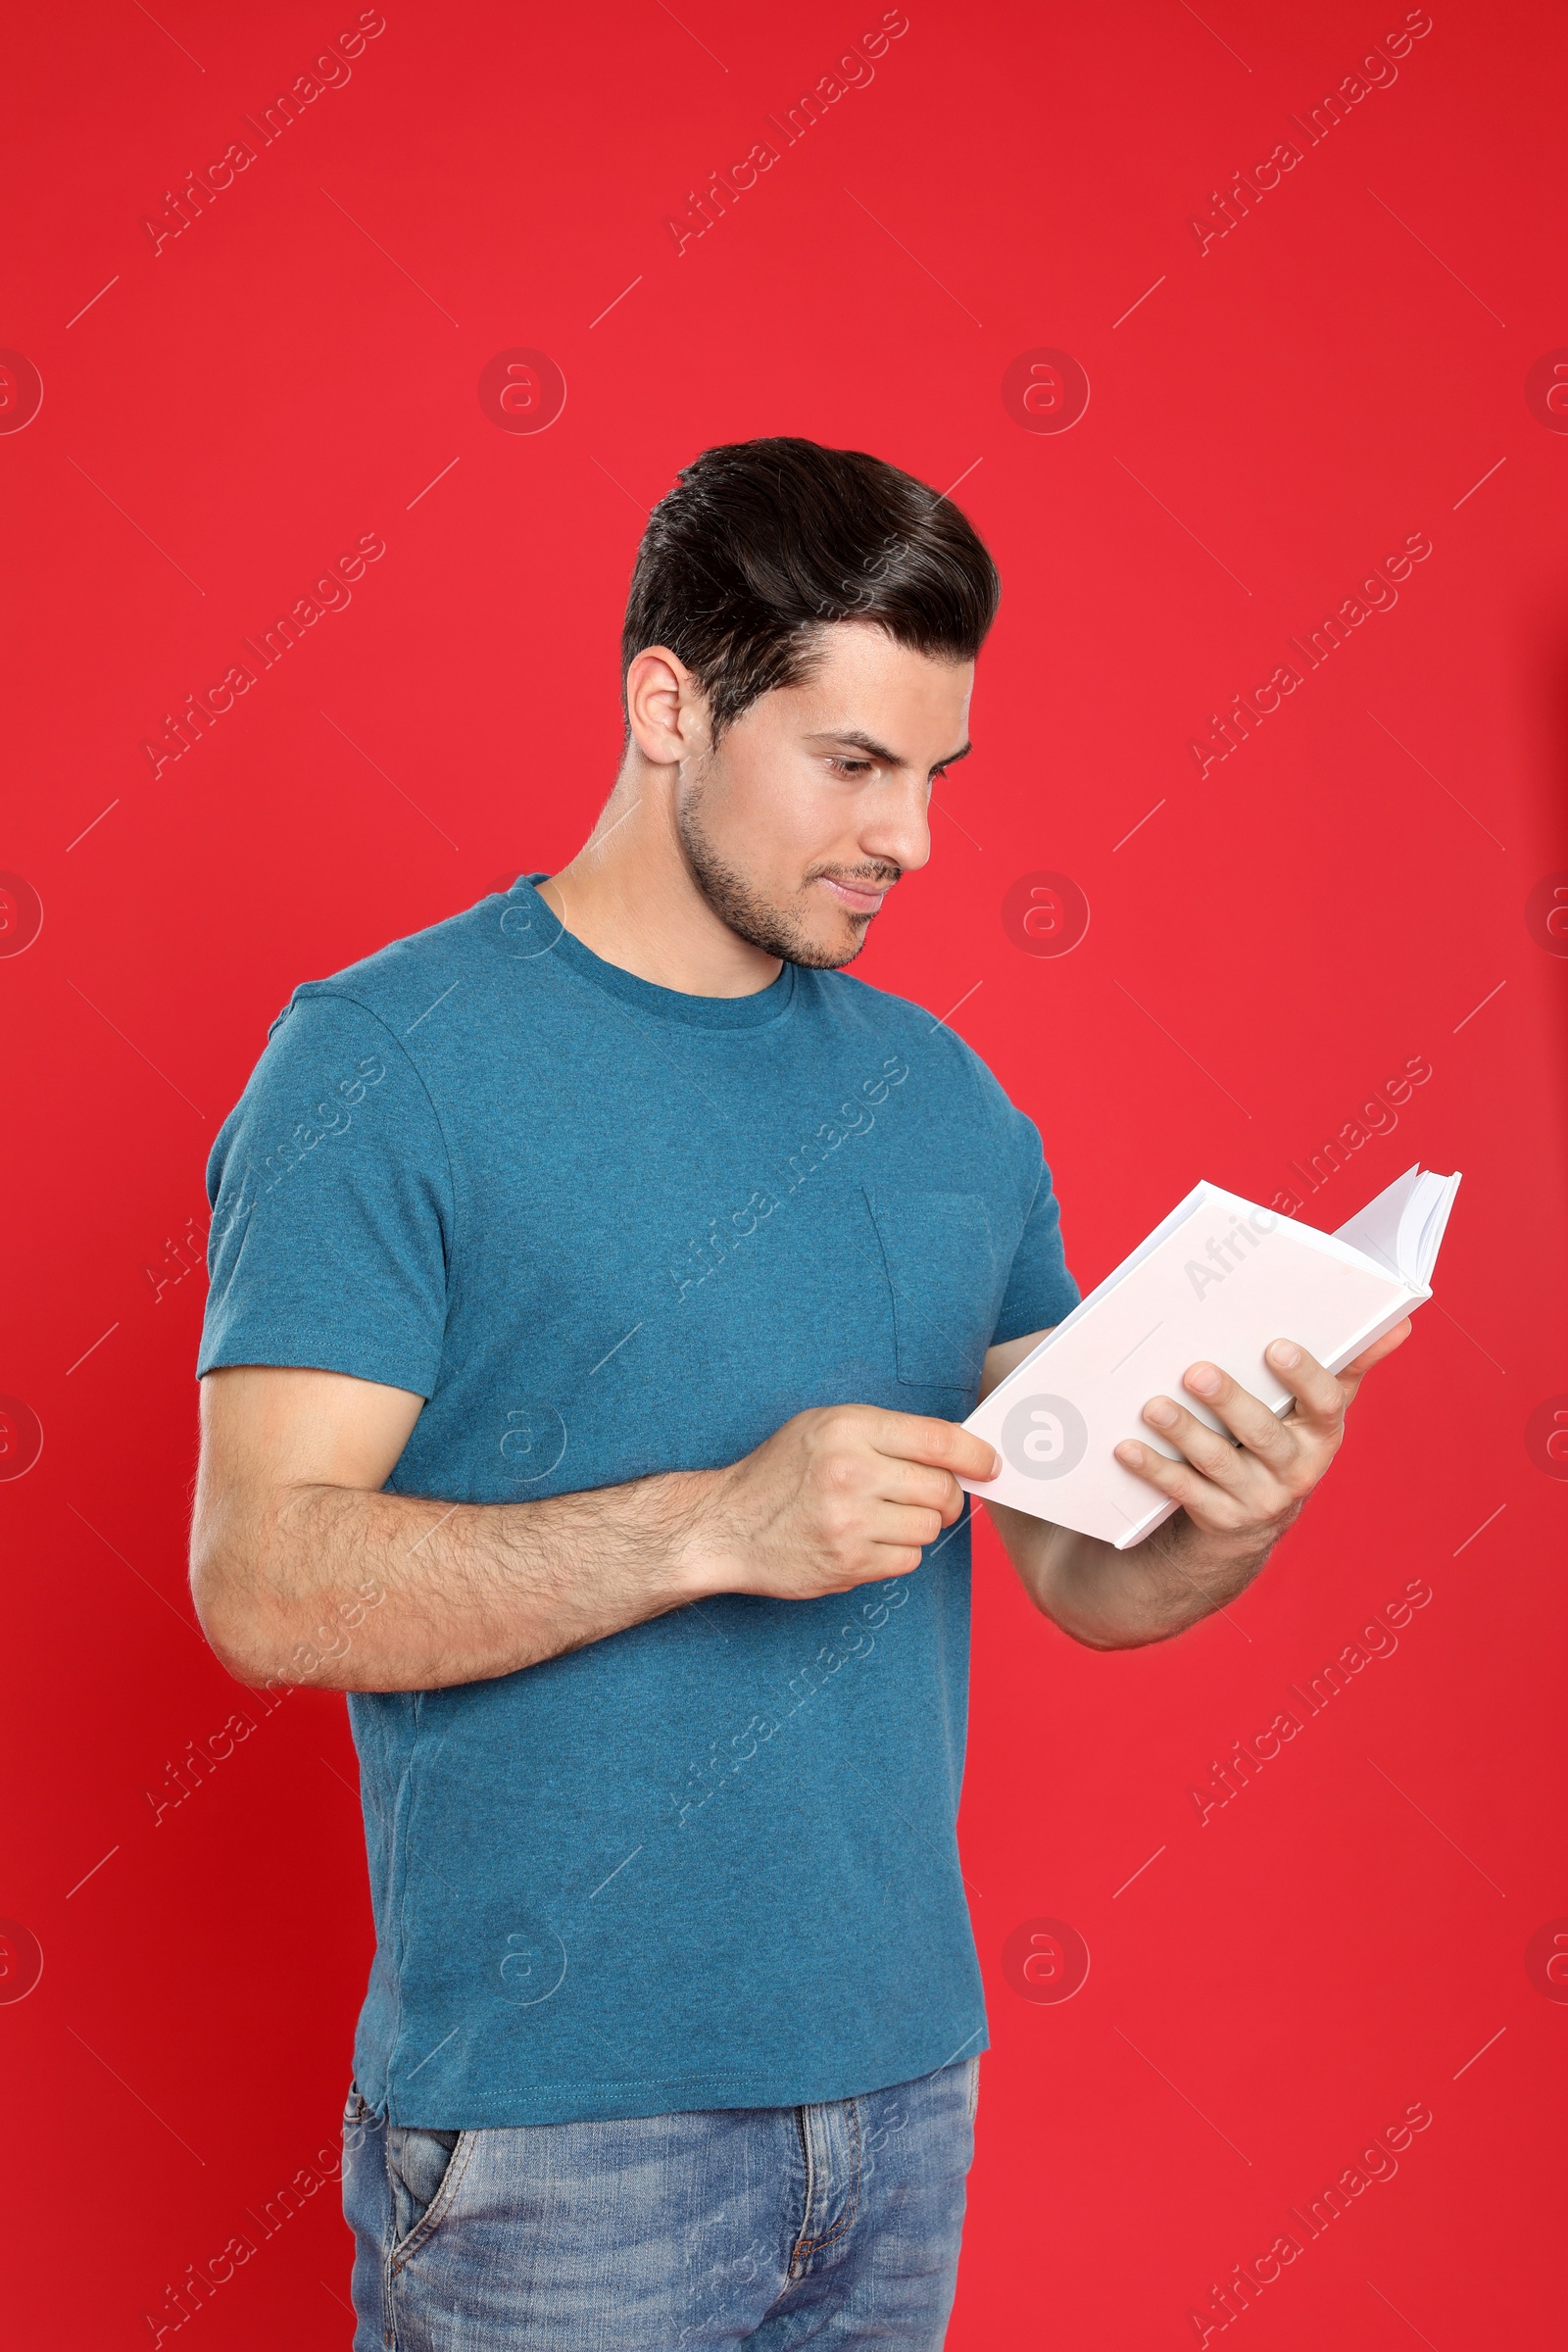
[513,872,800,1032]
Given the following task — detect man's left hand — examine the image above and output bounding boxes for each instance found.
[1113,1321,1414,1549]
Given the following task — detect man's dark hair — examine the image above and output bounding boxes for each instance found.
[620,436,1000,740]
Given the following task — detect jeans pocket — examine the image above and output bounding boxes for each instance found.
[385,2124,471,2271]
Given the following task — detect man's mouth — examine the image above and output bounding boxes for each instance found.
[815,875,895,915]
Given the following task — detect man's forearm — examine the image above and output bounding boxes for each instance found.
[196,1471,717,1692]
[985,1496,1296,1649]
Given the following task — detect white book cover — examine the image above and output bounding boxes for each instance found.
[960,1163,1461,1550]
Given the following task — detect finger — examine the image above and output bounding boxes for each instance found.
[870,1411,999,1484]
[1174,1362,1298,1471]
[1112,1436,1250,1531]
[876,1461,966,1517]
[820,1552,924,1593]
[1344,1319,1412,1372]
[1140,1393,1260,1492]
[863,1501,951,1553]
[1338,1319,1412,1401]
[1259,1341,1348,1437]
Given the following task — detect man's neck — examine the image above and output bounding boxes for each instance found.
[536,761,783,1000]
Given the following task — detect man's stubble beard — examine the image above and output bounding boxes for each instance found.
[675,778,889,971]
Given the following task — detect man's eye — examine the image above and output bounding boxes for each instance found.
[826,757,875,777]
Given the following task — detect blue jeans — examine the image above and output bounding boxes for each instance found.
[341,2056,979,2348]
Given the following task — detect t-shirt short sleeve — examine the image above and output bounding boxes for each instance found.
[197,988,454,1396]
[954,1040,1079,1346]
[994,1128,1079,1343]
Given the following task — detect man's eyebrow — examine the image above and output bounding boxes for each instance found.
[808,729,974,771]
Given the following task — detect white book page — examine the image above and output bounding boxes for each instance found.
[1332,1162,1425,1279]
[963,1191,1415,1546]
[987,1174,1434,1419]
[965,1164,1459,1549]
[1333,1164,1462,1290]
[1002,1182,1211,1365]
[1409,1170,1461,1282]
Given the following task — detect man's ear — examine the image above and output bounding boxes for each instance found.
[625,647,711,767]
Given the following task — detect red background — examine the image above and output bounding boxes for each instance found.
[3,0,1565,2342]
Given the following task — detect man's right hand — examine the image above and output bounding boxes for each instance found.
[683,1405,1000,1603]
[192,1370,1000,1693]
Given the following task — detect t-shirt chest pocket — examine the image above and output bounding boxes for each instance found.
[861,1182,1001,1397]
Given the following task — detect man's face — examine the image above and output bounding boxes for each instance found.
[675,621,974,969]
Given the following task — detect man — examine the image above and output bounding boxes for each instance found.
[190,436,1409,2348]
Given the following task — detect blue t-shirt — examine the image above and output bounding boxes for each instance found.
[198,876,1078,2127]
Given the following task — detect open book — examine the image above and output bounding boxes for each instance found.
[961,1164,1460,1550]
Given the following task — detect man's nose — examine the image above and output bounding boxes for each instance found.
[860,776,932,874]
